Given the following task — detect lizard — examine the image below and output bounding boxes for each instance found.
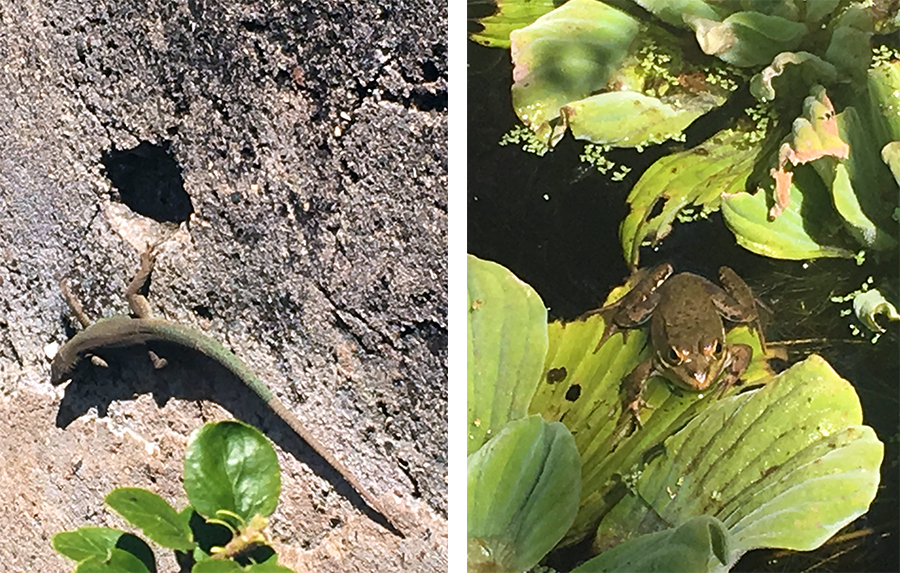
[50,248,406,536]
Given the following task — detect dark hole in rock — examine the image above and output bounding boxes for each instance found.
[102,141,193,223]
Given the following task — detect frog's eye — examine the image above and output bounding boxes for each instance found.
[667,347,681,365]
[713,339,723,355]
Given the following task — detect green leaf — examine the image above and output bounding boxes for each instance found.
[467,415,581,573]
[620,127,761,267]
[749,51,837,102]
[595,355,882,567]
[245,558,296,572]
[106,488,195,551]
[573,515,729,572]
[882,141,900,186]
[74,548,151,573]
[184,421,281,521]
[192,559,243,572]
[631,0,722,28]
[853,289,900,333]
[687,11,807,67]
[53,527,155,572]
[53,527,128,562]
[469,0,559,49]
[467,254,548,455]
[721,167,856,260]
[561,90,717,149]
[509,0,641,142]
[813,107,897,251]
[823,5,873,82]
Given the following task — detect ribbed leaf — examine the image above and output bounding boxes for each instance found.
[468,254,548,455]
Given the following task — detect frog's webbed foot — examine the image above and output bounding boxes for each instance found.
[716,343,752,397]
[621,360,654,428]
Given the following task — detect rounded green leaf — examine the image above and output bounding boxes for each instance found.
[53,527,128,562]
[573,515,729,572]
[184,421,281,521]
[245,559,296,572]
[74,548,151,573]
[468,255,548,455]
[596,355,882,567]
[562,91,717,149]
[105,488,195,551]
[688,12,807,67]
[721,168,855,260]
[509,0,641,140]
[53,527,155,572]
[468,415,581,572]
[192,559,243,572]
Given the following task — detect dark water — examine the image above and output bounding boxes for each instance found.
[467,27,899,573]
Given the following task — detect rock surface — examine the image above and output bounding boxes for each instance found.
[0,0,447,570]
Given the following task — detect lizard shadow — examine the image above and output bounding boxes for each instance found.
[54,341,396,534]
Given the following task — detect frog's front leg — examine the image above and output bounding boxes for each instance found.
[715,343,752,397]
[710,267,767,352]
[590,263,673,352]
[620,358,655,428]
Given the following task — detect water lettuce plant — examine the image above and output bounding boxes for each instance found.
[471,0,900,271]
[467,254,883,571]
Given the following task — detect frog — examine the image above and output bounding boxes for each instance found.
[594,263,765,427]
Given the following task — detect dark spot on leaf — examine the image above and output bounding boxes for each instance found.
[565,384,581,402]
[547,367,567,384]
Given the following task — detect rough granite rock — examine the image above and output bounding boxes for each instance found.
[0,0,447,570]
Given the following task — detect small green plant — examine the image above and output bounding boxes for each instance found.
[52,421,294,573]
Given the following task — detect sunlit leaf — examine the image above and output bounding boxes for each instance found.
[561,90,718,149]
[509,0,641,142]
[721,167,856,260]
[468,254,548,455]
[853,289,900,333]
[468,415,581,572]
[592,355,882,569]
[573,515,729,572]
[620,127,761,268]
[470,0,559,49]
[686,11,807,67]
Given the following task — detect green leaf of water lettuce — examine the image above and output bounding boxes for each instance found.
[594,355,882,568]
[509,0,641,143]
[620,127,761,268]
[469,0,559,49]
[814,106,897,250]
[750,52,837,102]
[467,415,581,573]
[686,11,807,67]
[105,488,195,552]
[561,90,718,149]
[468,254,548,455]
[721,166,856,260]
[573,515,729,573]
[183,421,281,522]
[853,288,900,333]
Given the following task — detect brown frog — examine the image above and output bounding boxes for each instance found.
[596,263,765,426]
